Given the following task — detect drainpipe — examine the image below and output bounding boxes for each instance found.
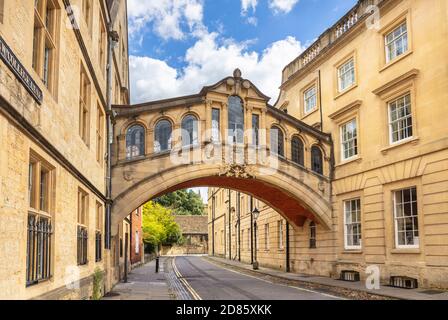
[105,26,119,250]
[318,69,324,132]
[237,192,241,262]
[250,196,253,264]
[286,222,290,273]
[228,189,231,260]
[212,195,215,256]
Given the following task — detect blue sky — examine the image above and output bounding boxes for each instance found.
[127,0,357,105]
[130,0,356,71]
[127,0,357,203]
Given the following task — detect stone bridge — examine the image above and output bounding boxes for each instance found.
[110,70,333,234]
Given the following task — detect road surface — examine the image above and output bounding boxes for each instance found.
[172,256,341,300]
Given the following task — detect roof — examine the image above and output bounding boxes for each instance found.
[174,215,208,235]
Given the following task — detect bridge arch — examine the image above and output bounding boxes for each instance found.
[111,70,334,236]
[111,160,332,233]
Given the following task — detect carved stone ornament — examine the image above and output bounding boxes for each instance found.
[219,163,254,179]
[123,170,134,182]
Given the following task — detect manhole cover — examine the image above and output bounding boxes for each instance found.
[420,290,445,295]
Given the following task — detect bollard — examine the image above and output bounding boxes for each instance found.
[155,257,160,273]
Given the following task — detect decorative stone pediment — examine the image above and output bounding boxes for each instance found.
[199,68,270,102]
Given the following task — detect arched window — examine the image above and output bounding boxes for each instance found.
[126,125,145,159]
[311,146,323,174]
[309,221,317,248]
[228,96,244,144]
[182,115,199,147]
[291,136,304,166]
[154,120,172,153]
[270,126,284,157]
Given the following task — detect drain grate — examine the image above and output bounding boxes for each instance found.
[390,276,418,289]
[340,270,360,282]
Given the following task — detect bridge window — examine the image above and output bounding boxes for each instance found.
[291,136,304,166]
[211,108,220,143]
[228,96,244,144]
[126,125,145,159]
[311,146,323,175]
[182,115,199,147]
[154,120,172,153]
[309,221,317,248]
[270,126,284,157]
[252,114,260,146]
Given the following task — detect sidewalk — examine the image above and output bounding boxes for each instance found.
[103,259,174,300]
[206,256,448,300]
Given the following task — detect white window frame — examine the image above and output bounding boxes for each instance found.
[304,86,317,114]
[337,58,355,92]
[385,22,408,63]
[343,198,362,250]
[388,93,413,144]
[393,187,419,249]
[340,119,358,161]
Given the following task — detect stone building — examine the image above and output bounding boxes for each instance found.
[0,0,131,299]
[209,0,448,289]
[161,215,208,256]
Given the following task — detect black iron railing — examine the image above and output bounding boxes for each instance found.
[26,214,52,286]
[77,226,88,265]
[95,231,102,262]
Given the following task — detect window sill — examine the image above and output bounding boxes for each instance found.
[26,277,52,288]
[342,249,363,254]
[380,50,413,73]
[336,156,362,167]
[381,136,419,154]
[334,84,358,100]
[301,107,319,120]
[391,248,421,254]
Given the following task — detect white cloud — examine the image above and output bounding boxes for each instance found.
[246,16,258,26]
[241,0,258,14]
[241,0,258,25]
[130,33,303,104]
[269,0,299,14]
[127,0,204,41]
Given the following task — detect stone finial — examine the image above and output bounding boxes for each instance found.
[233,68,242,78]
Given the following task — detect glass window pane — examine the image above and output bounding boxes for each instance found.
[228,96,244,144]
[154,120,172,152]
[212,109,220,142]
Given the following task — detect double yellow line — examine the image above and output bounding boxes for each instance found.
[172,257,202,300]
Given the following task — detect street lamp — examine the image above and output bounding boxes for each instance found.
[252,207,260,270]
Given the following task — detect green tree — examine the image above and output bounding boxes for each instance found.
[154,189,205,216]
[142,201,182,253]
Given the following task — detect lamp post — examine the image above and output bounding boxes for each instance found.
[231,207,236,260]
[252,207,260,270]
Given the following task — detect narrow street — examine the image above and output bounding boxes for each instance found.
[171,256,341,300]
[104,256,341,300]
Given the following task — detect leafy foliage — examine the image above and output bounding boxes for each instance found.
[142,201,182,252]
[154,189,205,216]
[92,267,103,300]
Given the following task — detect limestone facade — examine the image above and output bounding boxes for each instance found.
[209,0,448,289]
[0,0,130,299]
